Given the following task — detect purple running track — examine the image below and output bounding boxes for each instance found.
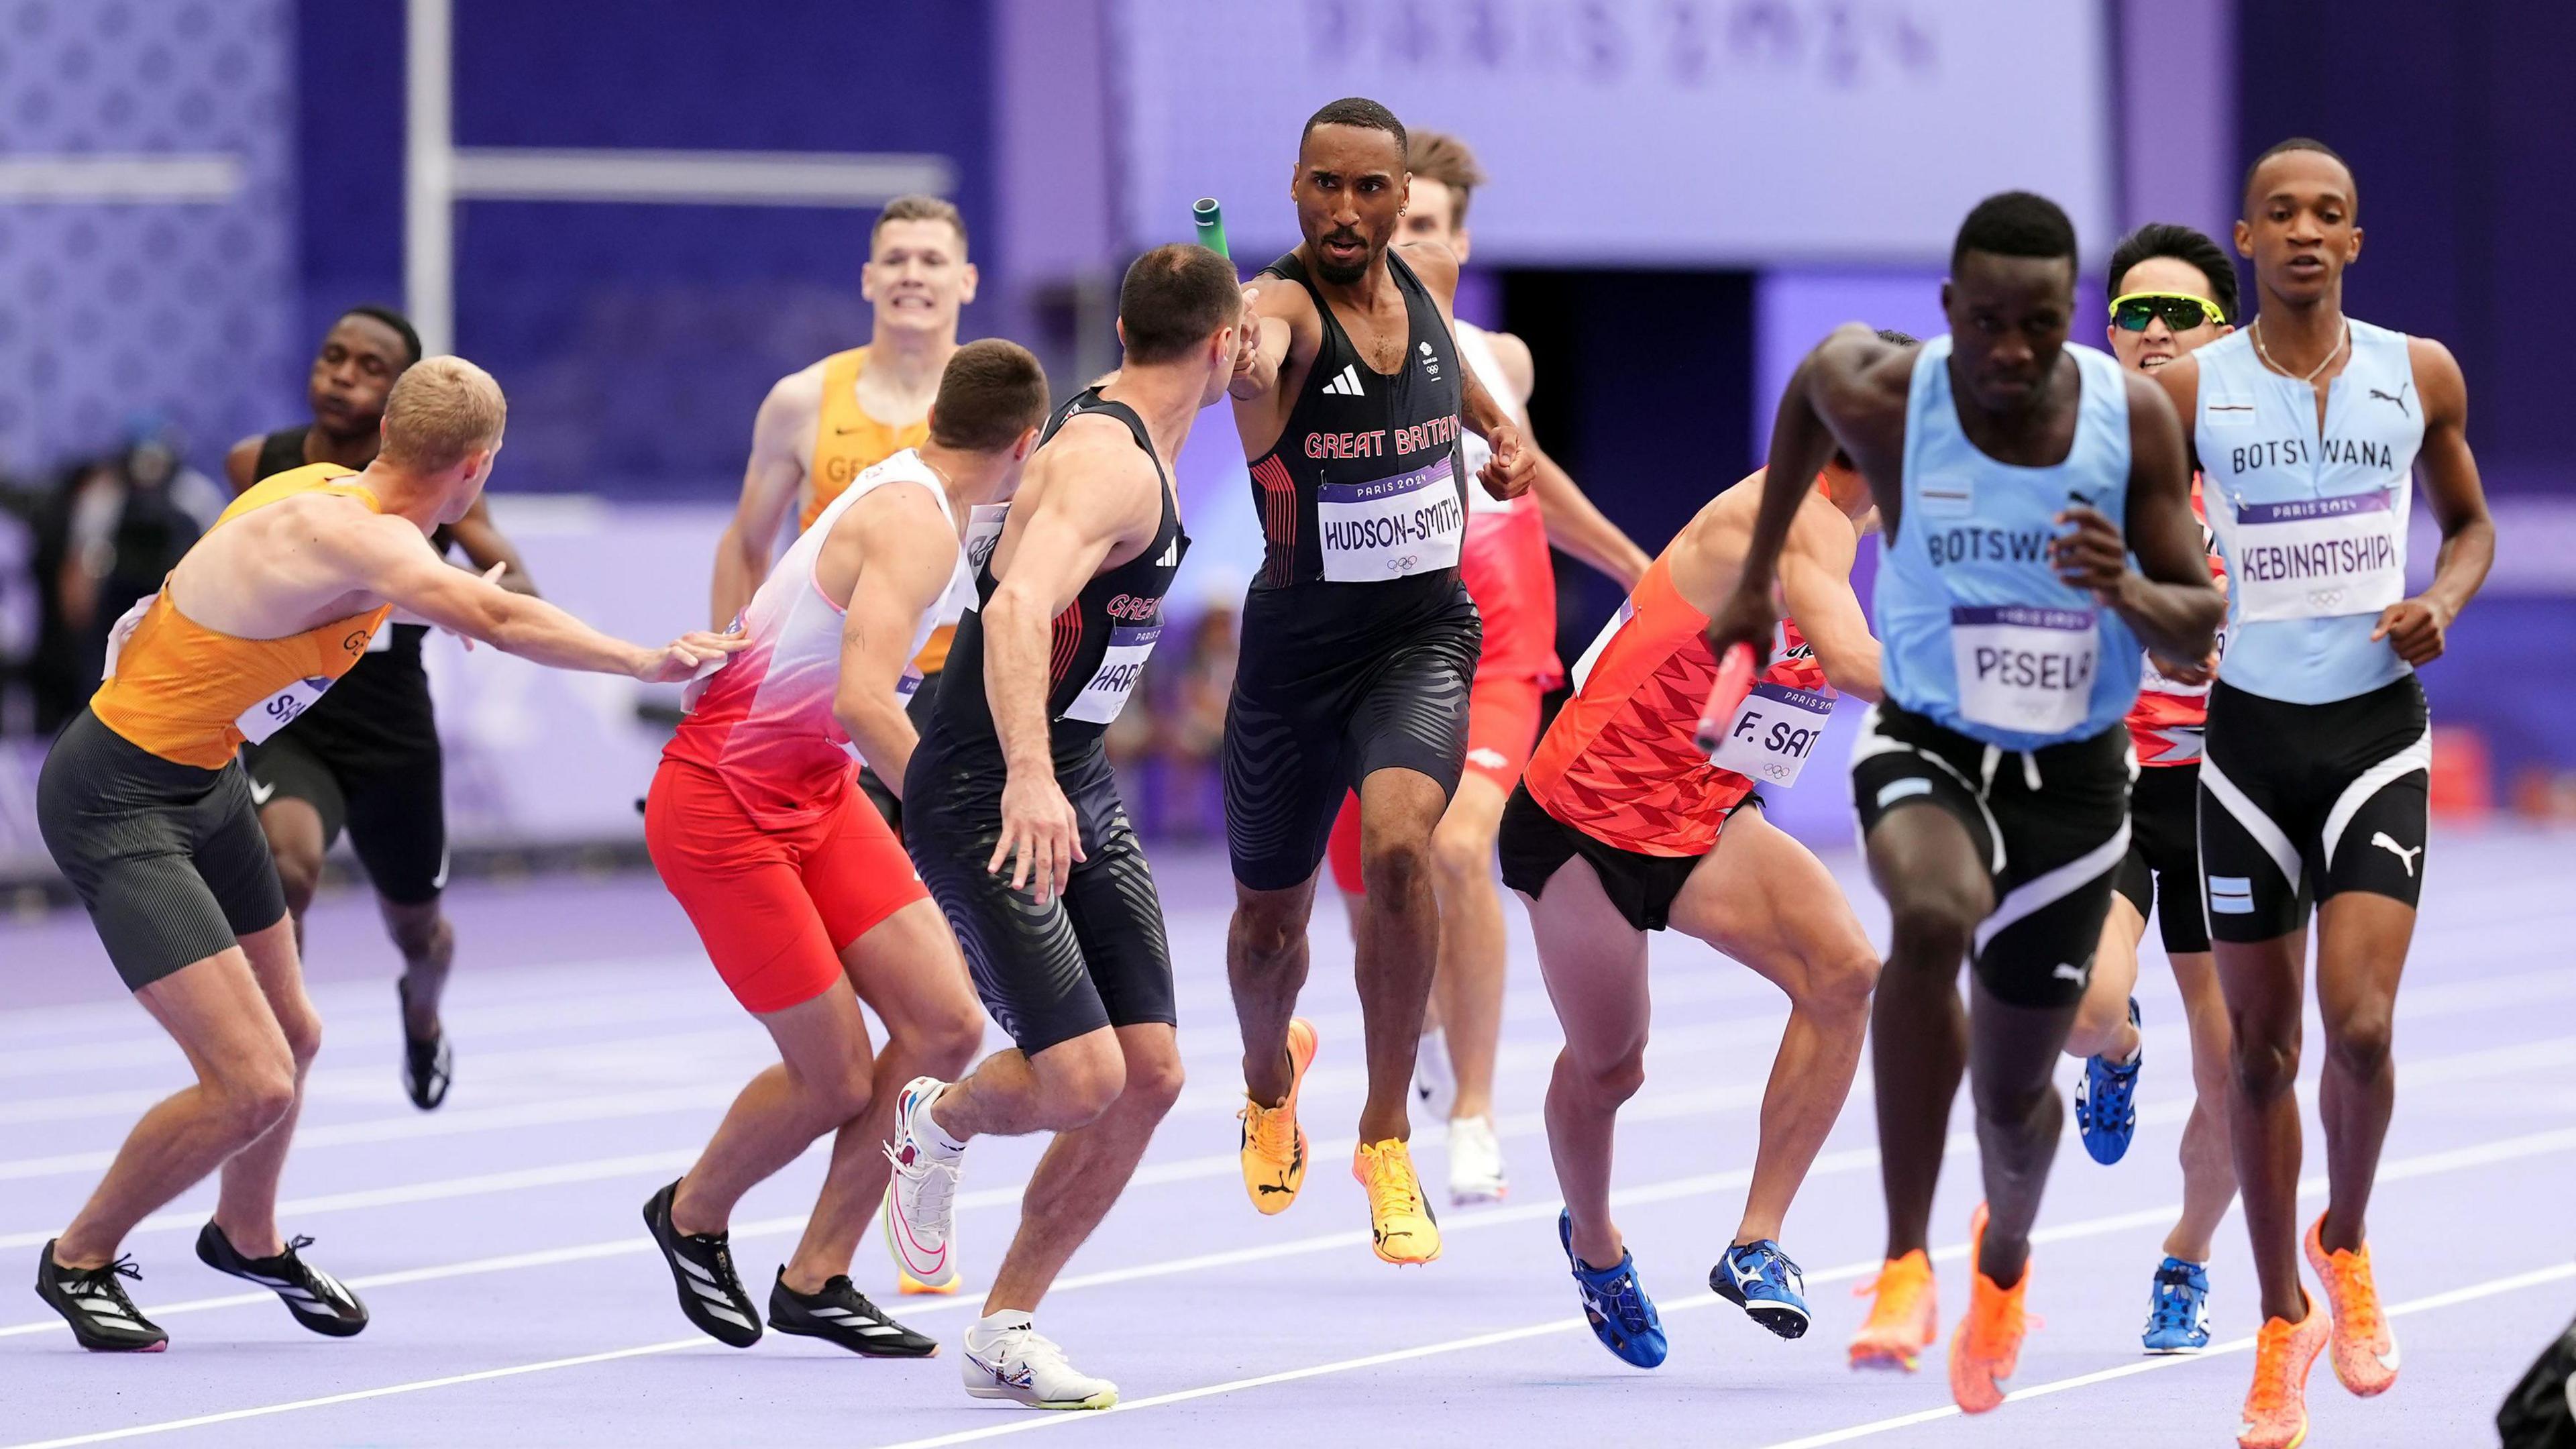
[0,833,2571,1448]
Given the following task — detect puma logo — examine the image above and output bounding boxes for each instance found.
[2370,831,2422,877]
[1256,1183,1294,1195]
[2052,962,2087,983]
[2367,386,2411,416]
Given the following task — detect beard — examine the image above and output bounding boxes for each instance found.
[1312,233,1371,285]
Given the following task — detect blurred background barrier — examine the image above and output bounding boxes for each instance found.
[2,0,2571,887]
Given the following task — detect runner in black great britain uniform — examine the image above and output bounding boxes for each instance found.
[223,307,537,1112]
[879,244,1249,1410]
[1222,98,1536,1269]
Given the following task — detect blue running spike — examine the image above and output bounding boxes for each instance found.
[1709,1239,1811,1340]
[1559,1210,1668,1368]
[2142,1255,2212,1354]
[2076,998,2144,1165]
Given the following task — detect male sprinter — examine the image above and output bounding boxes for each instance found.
[1224,97,1535,1266]
[881,246,1244,1408]
[715,197,977,837]
[1320,128,1651,1207]
[34,358,739,1351]
[225,305,535,1111]
[2151,139,2492,1449]
[1509,420,1896,1362]
[2059,222,2243,1356]
[1708,193,2222,1414]
[639,341,1046,1356]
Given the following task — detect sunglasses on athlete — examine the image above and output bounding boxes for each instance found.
[2110,291,2228,333]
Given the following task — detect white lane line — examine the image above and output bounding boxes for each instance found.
[0,1002,1805,1181]
[0,1336,710,1449]
[1748,1262,2576,1449]
[8,1112,2571,1448]
[0,1072,1818,1330]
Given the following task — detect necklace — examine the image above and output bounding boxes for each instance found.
[2251,319,2349,384]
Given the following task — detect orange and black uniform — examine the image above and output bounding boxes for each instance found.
[1499,553,1835,931]
[805,346,943,828]
[42,466,389,988]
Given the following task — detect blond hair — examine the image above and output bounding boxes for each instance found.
[379,356,506,473]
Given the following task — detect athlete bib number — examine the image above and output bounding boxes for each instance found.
[1709,681,1835,786]
[1318,458,1464,581]
[1951,605,2098,737]
[2231,492,2404,623]
[1061,623,1161,726]
[235,677,336,745]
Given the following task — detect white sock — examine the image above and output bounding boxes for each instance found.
[969,1308,1032,1345]
[913,1085,969,1157]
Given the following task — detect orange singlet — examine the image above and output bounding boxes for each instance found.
[804,345,943,668]
[1524,553,1833,857]
[91,464,392,769]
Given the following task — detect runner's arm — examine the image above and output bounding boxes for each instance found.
[223,435,264,494]
[2152,354,2204,474]
[1528,441,1651,588]
[1780,515,1881,701]
[2059,373,2223,663]
[828,487,960,796]
[331,511,743,681]
[445,495,537,596]
[1709,326,1893,663]
[979,433,1151,902]
[2373,337,2493,665]
[710,373,809,628]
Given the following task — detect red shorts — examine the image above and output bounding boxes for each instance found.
[644,757,929,1014]
[1326,668,1546,896]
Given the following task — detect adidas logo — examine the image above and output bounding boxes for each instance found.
[1321,363,1366,397]
[1155,538,1179,567]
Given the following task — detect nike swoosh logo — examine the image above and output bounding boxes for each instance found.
[249,779,276,806]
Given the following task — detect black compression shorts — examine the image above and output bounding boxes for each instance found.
[2112,763,2210,957]
[1849,701,2133,1010]
[240,727,447,904]
[902,744,1175,1058]
[2198,675,2429,943]
[40,708,289,990]
[1497,782,1760,934]
[1223,574,1480,892]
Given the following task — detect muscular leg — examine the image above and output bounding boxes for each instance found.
[2165,948,2237,1261]
[208,916,323,1256]
[2214,927,2310,1324]
[669,986,876,1238]
[2312,892,2412,1256]
[1344,768,1448,1142]
[782,900,986,1292]
[1523,858,1649,1271]
[2064,896,2143,1061]
[1862,804,1991,1261]
[256,800,326,953]
[979,1026,1185,1314]
[1668,808,1880,1246]
[1426,773,1511,1122]
[1965,979,2080,1289]
[54,937,300,1268]
[1230,875,1316,1112]
[380,896,454,1040]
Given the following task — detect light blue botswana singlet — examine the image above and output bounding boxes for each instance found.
[2192,319,2422,706]
[1876,335,2143,751]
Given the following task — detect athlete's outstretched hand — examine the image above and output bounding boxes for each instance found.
[1478,422,1536,500]
[1702,583,1780,673]
[991,769,1087,906]
[2050,505,2129,602]
[633,631,748,683]
[2372,596,2453,665]
[1230,286,1265,381]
